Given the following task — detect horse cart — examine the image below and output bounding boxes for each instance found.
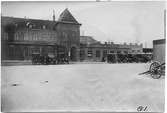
[139,39,165,79]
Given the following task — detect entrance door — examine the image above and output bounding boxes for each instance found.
[70,47,77,61]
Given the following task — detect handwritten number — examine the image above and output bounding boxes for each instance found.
[137,106,147,112]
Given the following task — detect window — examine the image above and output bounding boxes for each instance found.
[87,49,92,57]
[9,45,14,57]
[24,47,28,56]
[48,46,54,54]
[103,50,107,57]
[4,32,8,40]
[24,33,28,40]
[32,47,40,54]
[21,32,24,40]
[32,33,35,40]
[14,33,18,40]
[80,50,85,57]
[42,25,46,29]
[29,25,33,29]
[110,51,114,53]
[124,51,128,54]
[16,32,24,41]
[35,34,38,41]
[72,32,75,37]
[32,33,38,41]
[96,50,100,57]
[117,51,121,54]
[132,50,135,53]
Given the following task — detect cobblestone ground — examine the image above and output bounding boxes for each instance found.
[1,63,164,112]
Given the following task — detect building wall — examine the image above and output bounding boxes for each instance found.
[79,42,143,62]
[80,47,104,62]
[1,24,59,60]
[1,16,81,61]
[128,43,143,54]
[80,46,130,62]
[153,39,166,63]
[13,29,58,42]
[2,16,143,62]
[56,23,80,61]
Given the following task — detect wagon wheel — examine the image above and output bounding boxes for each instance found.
[149,61,161,79]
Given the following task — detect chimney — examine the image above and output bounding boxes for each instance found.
[164,9,166,39]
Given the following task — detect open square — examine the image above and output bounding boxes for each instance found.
[1,63,164,112]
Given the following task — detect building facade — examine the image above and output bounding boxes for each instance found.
[1,8,81,61]
[1,8,144,62]
[153,39,166,63]
[80,39,143,62]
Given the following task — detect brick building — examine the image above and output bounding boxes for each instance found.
[153,39,165,63]
[80,37,143,62]
[1,8,81,61]
[1,8,143,63]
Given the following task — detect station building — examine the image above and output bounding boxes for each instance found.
[80,38,143,62]
[1,8,81,61]
[1,8,143,62]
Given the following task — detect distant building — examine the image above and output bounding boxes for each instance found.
[153,39,165,63]
[143,48,153,54]
[128,43,143,54]
[80,37,143,62]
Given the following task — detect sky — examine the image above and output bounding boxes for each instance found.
[1,1,166,47]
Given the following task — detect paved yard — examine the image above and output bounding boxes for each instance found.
[1,63,164,112]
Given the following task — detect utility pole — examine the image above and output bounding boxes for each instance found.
[164,9,166,39]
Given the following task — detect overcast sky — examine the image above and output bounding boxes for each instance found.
[2,1,166,47]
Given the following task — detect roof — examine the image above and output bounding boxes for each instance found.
[58,8,80,24]
[153,39,166,45]
[80,36,99,44]
[1,16,57,30]
[1,8,81,28]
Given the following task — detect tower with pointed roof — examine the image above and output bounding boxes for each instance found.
[58,8,79,24]
[56,8,81,61]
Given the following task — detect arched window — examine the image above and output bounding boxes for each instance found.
[21,32,24,40]
[14,33,17,40]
